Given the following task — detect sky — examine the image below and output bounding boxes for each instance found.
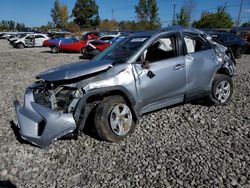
[0,0,249,27]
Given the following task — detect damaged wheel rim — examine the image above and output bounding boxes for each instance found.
[215,81,231,103]
[109,104,132,136]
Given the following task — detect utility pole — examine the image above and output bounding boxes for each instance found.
[172,3,176,25]
[112,9,114,21]
[237,0,243,28]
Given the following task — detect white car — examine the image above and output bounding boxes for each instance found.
[14,34,49,48]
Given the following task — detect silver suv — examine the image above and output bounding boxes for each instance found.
[14,27,235,148]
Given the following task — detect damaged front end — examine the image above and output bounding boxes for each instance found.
[14,60,114,148]
[14,81,83,148]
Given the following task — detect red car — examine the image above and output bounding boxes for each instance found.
[43,32,100,53]
[82,40,111,58]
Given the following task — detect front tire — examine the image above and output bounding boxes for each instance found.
[94,96,136,142]
[17,43,24,49]
[209,74,233,105]
[92,49,101,57]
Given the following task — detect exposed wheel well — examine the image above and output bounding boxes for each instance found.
[216,67,231,77]
[75,89,138,132]
[86,90,138,118]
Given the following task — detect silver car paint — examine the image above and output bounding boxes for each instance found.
[14,27,235,148]
[37,60,114,81]
[14,89,76,148]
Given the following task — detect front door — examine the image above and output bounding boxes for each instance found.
[134,34,186,114]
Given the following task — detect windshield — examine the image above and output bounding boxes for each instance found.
[94,36,149,63]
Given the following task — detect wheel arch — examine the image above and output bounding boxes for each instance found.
[74,86,139,132]
[216,67,232,77]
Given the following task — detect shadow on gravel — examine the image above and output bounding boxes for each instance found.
[79,55,90,60]
[82,107,102,141]
[189,97,214,107]
[40,50,51,53]
[0,180,17,188]
[10,121,39,148]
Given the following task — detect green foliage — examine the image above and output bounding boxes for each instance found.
[118,21,139,31]
[242,21,250,27]
[135,0,161,30]
[193,6,233,29]
[176,7,190,26]
[0,20,26,31]
[99,19,119,31]
[72,0,100,29]
[65,22,81,33]
[51,0,69,29]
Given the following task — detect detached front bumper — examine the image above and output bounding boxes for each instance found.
[14,88,76,148]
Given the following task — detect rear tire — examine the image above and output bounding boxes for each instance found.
[208,74,233,105]
[51,46,59,53]
[94,96,136,142]
[81,48,86,55]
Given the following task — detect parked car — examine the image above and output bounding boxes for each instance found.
[14,27,235,148]
[82,31,100,40]
[13,33,49,48]
[82,40,111,58]
[43,32,101,53]
[211,32,247,58]
[43,37,88,53]
[99,35,118,43]
[9,33,31,45]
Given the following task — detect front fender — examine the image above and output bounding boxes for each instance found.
[74,86,139,132]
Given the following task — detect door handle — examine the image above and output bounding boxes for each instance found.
[174,64,185,70]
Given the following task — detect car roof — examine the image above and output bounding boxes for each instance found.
[131,26,204,38]
[99,35,117,38]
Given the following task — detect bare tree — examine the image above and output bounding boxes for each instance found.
[183,0,197,25]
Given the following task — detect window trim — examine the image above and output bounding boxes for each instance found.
[183,33,212,55]
[135,32,185,64]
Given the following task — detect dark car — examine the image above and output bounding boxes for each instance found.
[211,32,247,59]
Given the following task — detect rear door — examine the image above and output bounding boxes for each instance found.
[183,33,219,97]
[134,33,186,113]
[35,35,46,46]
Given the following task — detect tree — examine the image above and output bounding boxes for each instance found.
[51,0,61,28]
[194,6,233,28]
[72,0,100,29]
[8,20,16,30]
[60,5,69,28]
[241,21,250,27]
[119,21,139,30]
[135,0,161,30]
[183,0,196,24]
[176,7,190,26]
[65,22,81,33]
[99,19,119,31]
[51,0,69,29]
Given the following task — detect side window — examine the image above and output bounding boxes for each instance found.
[145,36,177,62]
[35,35,45,39]
[100,37,113,41]
[184,36,206,53]
[26,35,34,40]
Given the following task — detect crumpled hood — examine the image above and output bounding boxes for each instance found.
[37,60,114,81]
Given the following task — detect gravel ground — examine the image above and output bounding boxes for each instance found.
[0,39,249,188]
